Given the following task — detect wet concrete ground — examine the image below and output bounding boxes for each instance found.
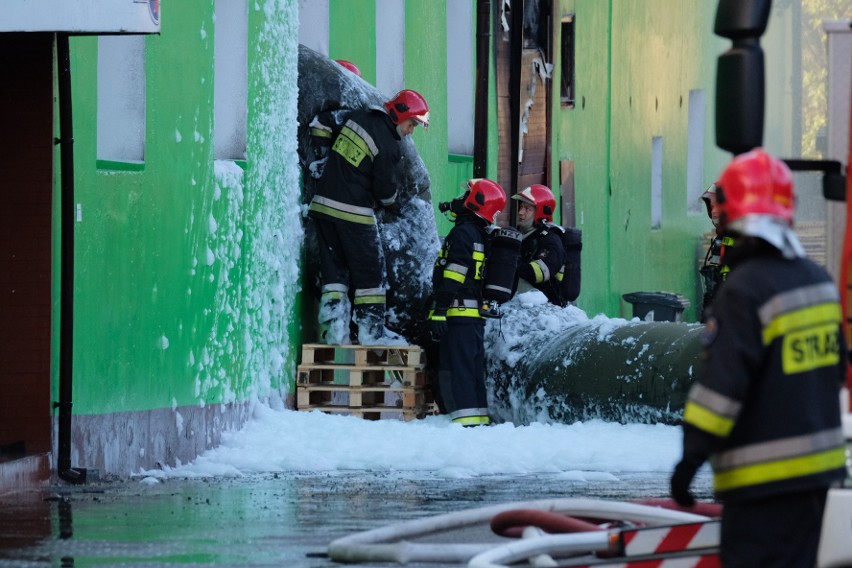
[0,470,713,567]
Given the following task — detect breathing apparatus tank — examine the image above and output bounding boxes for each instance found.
[481,226,522,317]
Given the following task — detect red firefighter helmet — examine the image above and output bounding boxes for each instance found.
[512,184,557,223]
[716,148,794,229]
[464,179,506,223]
[384,89,430,128]
[335,60,361,77]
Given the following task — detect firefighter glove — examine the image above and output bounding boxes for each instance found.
[429,310,448,342]
[670,458,700,508]
[383,201,403,218]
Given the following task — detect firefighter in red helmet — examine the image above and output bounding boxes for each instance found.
[698,183,734,322]
[512,185,569,306]
[429,179,506,426]
[308,88,429,346]
[335,60,361,77]
[671,148,848,566]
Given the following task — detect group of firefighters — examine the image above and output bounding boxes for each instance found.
[306,62,576,428]
[305,61,848,566]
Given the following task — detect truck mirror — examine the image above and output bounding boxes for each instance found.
[716,43,764,155]
[714,0,771,40]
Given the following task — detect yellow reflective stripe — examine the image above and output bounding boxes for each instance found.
[762,303,841,346]
[353,296,385,305]
[430,314,447,322]
[444,269,466,283]
[713,447,847,492]
[311,127,332,138]
[446,262,468,276]
[309,202,376,225]
[452,415,489,426]
[530,261,545,283]
[687,383,741,421]
[683,401,735,438]
[714,428,844,471]
[447,307,481,318]
[472,250,485,261]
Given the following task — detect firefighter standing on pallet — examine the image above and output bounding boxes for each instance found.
[309,89,430,346]
[429,179,507,426]
[670,149,848,566]
[512,185,569,306]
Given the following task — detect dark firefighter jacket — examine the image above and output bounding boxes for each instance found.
[683,243,848,503]
[308,107,400,225]
[518,223,567,306]
[432,215,487,319]
[699,233,734,322]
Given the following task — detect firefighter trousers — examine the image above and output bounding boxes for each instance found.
[720,487,828,567]
[438,318,488,423]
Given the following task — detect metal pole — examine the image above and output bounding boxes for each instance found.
[473,0,491,179]
[55,33,85,484]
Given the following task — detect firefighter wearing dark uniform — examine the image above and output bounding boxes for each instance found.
[304,61,362,180]
[308,89,429,345]
[698,183,734,323]
[429,179,507,426]
[512,184,568,306]
[671,149,848,567]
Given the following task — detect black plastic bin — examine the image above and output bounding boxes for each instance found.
[622,291,691,322]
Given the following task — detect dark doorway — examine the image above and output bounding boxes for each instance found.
[0,33,55,461]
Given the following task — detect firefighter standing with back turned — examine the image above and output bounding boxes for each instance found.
[308,89,430,346]
[670,149,848,567]
[429,179,507,427]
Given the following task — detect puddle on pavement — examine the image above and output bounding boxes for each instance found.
[0,470,713,567]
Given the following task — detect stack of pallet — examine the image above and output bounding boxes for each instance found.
[296,343,432,421]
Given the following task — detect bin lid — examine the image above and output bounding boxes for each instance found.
[622,291,691,308]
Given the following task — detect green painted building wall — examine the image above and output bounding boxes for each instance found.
[549,0,799,320]
[60,0,301,471]
[51,0,814,474]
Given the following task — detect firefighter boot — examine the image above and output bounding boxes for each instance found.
[318,291,352,345]
[354,305,406,346]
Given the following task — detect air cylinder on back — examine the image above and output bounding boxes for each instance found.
[481,226,522,317]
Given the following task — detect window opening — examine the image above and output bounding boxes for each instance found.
[560,15,575,107]
[97,36,146,164]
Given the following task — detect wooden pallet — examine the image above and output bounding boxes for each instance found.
[297,385,429,409]
[297,366,428,388]
[300,343,424,367]
[297,406,432,421]
[295,343,431,421]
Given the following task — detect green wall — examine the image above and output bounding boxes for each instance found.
[330,0,377,84]
[58,0,801,419]
[552,0,729,320]
[64,1,301,415]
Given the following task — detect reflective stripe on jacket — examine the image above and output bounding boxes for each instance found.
[432,216,487,320]
[309,108,400,225]
[518,225,567,305]
[684,253,847,502]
